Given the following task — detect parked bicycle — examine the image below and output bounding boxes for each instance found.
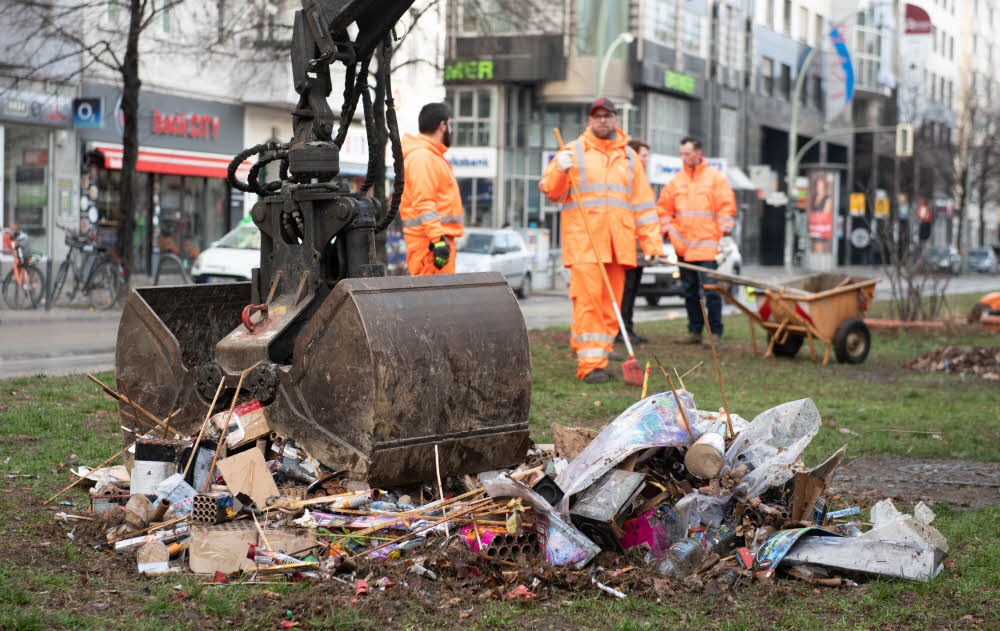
[50,228,124,310]
[2,228,46,309]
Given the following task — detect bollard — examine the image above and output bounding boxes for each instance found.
[44,257,53,310]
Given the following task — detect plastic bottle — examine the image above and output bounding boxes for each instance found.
[651,539,705,579]
[703,524,740,556]
[842,521,863,537]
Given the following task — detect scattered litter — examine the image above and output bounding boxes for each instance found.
[908,345,1000,380]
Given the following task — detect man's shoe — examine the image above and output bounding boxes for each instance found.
[583,368,617,384]
[710,334,723,349]
[608,351,626,361]
[677,332,702,344]
[628,330,649,345]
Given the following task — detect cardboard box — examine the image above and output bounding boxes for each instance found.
[189,521,316,574]
[211,400,270,449]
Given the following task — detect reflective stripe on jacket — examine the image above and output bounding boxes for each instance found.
[400,133,464,241]
[656,160,736,261]
[538,127,663,267]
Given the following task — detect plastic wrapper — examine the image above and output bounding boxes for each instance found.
[482,473,600,568]
[674,492,730,530]
[154,473,197,517]
[862,498,948,552]
[555,391,700,515]
[723,398,821,499]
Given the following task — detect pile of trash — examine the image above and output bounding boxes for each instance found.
[908,345,1000,380]
[50,390,950,598]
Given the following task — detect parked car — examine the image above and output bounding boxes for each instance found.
[923,245,962,275]
[191,219,261,283]
[637,237,742,307]
[454,228,533,298]
[967,247,999,274]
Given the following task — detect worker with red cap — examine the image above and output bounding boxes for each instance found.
[539,98,663,384]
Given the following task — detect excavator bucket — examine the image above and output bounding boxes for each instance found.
[114,272,532,486]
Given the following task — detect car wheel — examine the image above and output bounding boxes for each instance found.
[645,295,661,307]
[833,318,871,364]
[516,272,531,299]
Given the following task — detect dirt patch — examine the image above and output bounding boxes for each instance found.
[829,456,1000,508]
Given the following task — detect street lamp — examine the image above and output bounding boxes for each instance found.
[596,32,635,99]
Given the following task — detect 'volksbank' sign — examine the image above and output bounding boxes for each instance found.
[445,147,497,178]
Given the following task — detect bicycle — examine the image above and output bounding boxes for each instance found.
[2,228,46,309]
[50,228,124,310]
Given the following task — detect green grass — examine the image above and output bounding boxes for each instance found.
[0,293,997,629]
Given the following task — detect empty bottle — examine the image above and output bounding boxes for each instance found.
[651,538,705,580]
[704,524,740,556]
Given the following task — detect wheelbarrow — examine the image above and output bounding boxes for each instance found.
[677,263,879,364]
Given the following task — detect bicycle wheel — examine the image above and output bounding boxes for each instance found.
[87,261,122,310]
[3,265,45,309]
[50,260,74,307]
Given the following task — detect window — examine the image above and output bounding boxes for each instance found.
[719,108,739,163]
[107,0,118,22]
[574,0,629,57]
[680,11,701,54]
[930,72,936,101]
[162,6,171,32]
[761,56,774,95]
[799,7,809,43]
[814,14,824,49]
[766,0,775,29]
[445,87,496,147]
[461,0,542,34]
[949,36,954,60]
[780,63,791,100]
[783,0,792,35]
[650,0,678,45]
[647,93,690,152]
[931,27,937,53]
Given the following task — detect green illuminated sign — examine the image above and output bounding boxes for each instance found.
[445,60,495,81]
[664,69,695,94]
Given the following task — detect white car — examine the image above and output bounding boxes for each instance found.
[191,220,261,283]
[454,228,533,298]
[638,237,742,307]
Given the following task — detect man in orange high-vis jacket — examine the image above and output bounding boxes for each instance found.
[656,136,736,346]
[400,102,464,275]
[539,97,663,384]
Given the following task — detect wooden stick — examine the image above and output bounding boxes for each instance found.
[434,444,450,538]
[87,374,182,436]
[109,514,187,544]
[121,380,152,436]
[183,379,225,478]
[653,354,695,442]
[673,366,685,391]
[252,511,272,551]
[680,361,704,380]
[43,440,137,505]
[347,499,496,560]
[203,361,261,492]
[700,300,734,438]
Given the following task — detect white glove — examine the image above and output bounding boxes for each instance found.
[720,235,735,251]
[556,149,574,172]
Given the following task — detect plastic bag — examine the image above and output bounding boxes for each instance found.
[674,492,730,530]
[723,398,821,499]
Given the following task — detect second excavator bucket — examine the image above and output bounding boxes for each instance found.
[115,272,531,486]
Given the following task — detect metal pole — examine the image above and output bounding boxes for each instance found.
[596,33,634,99]
[785,44,820,272]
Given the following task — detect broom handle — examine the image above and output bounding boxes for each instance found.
[553,128,635,359]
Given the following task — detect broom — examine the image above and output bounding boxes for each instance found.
[553,128,644,386]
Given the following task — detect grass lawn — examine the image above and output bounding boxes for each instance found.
[0,292,997,629]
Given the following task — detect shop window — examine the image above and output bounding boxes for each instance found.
[647,93,690,152]
[3,126,51,256]
[719,108,739,164]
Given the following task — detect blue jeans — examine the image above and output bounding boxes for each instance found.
[680,258,722,336]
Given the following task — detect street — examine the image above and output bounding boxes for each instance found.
[2,267,998,380]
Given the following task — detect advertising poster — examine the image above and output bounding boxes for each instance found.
[807,170,837,246]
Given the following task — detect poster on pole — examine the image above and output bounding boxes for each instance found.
[825,26,855,122]
[807,170,837,246]
[898,4,932,124]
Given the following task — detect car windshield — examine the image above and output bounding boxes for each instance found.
[968,249,988,260]
[214,225,261,250]
[928,246,948,258]
[457,233,494,254]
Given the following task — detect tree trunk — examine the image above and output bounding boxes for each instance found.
[118,0,143,283]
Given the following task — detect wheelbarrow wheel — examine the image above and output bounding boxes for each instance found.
[833,318,871,364]
[768,331,804,357]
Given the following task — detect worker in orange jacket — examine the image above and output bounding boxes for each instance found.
[540,98,663,384]
[656,136,736,346]
[400,102,463,275]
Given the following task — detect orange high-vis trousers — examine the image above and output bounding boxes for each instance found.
[405,235,456,275]
[569,262,626,380]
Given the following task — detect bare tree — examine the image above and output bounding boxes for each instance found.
[1,0,183,283]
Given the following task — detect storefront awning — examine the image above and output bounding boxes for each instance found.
[92,142,251,180]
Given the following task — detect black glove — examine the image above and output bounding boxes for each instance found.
[429,238,450,269]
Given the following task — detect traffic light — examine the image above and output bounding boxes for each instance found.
[896,124,914,157]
